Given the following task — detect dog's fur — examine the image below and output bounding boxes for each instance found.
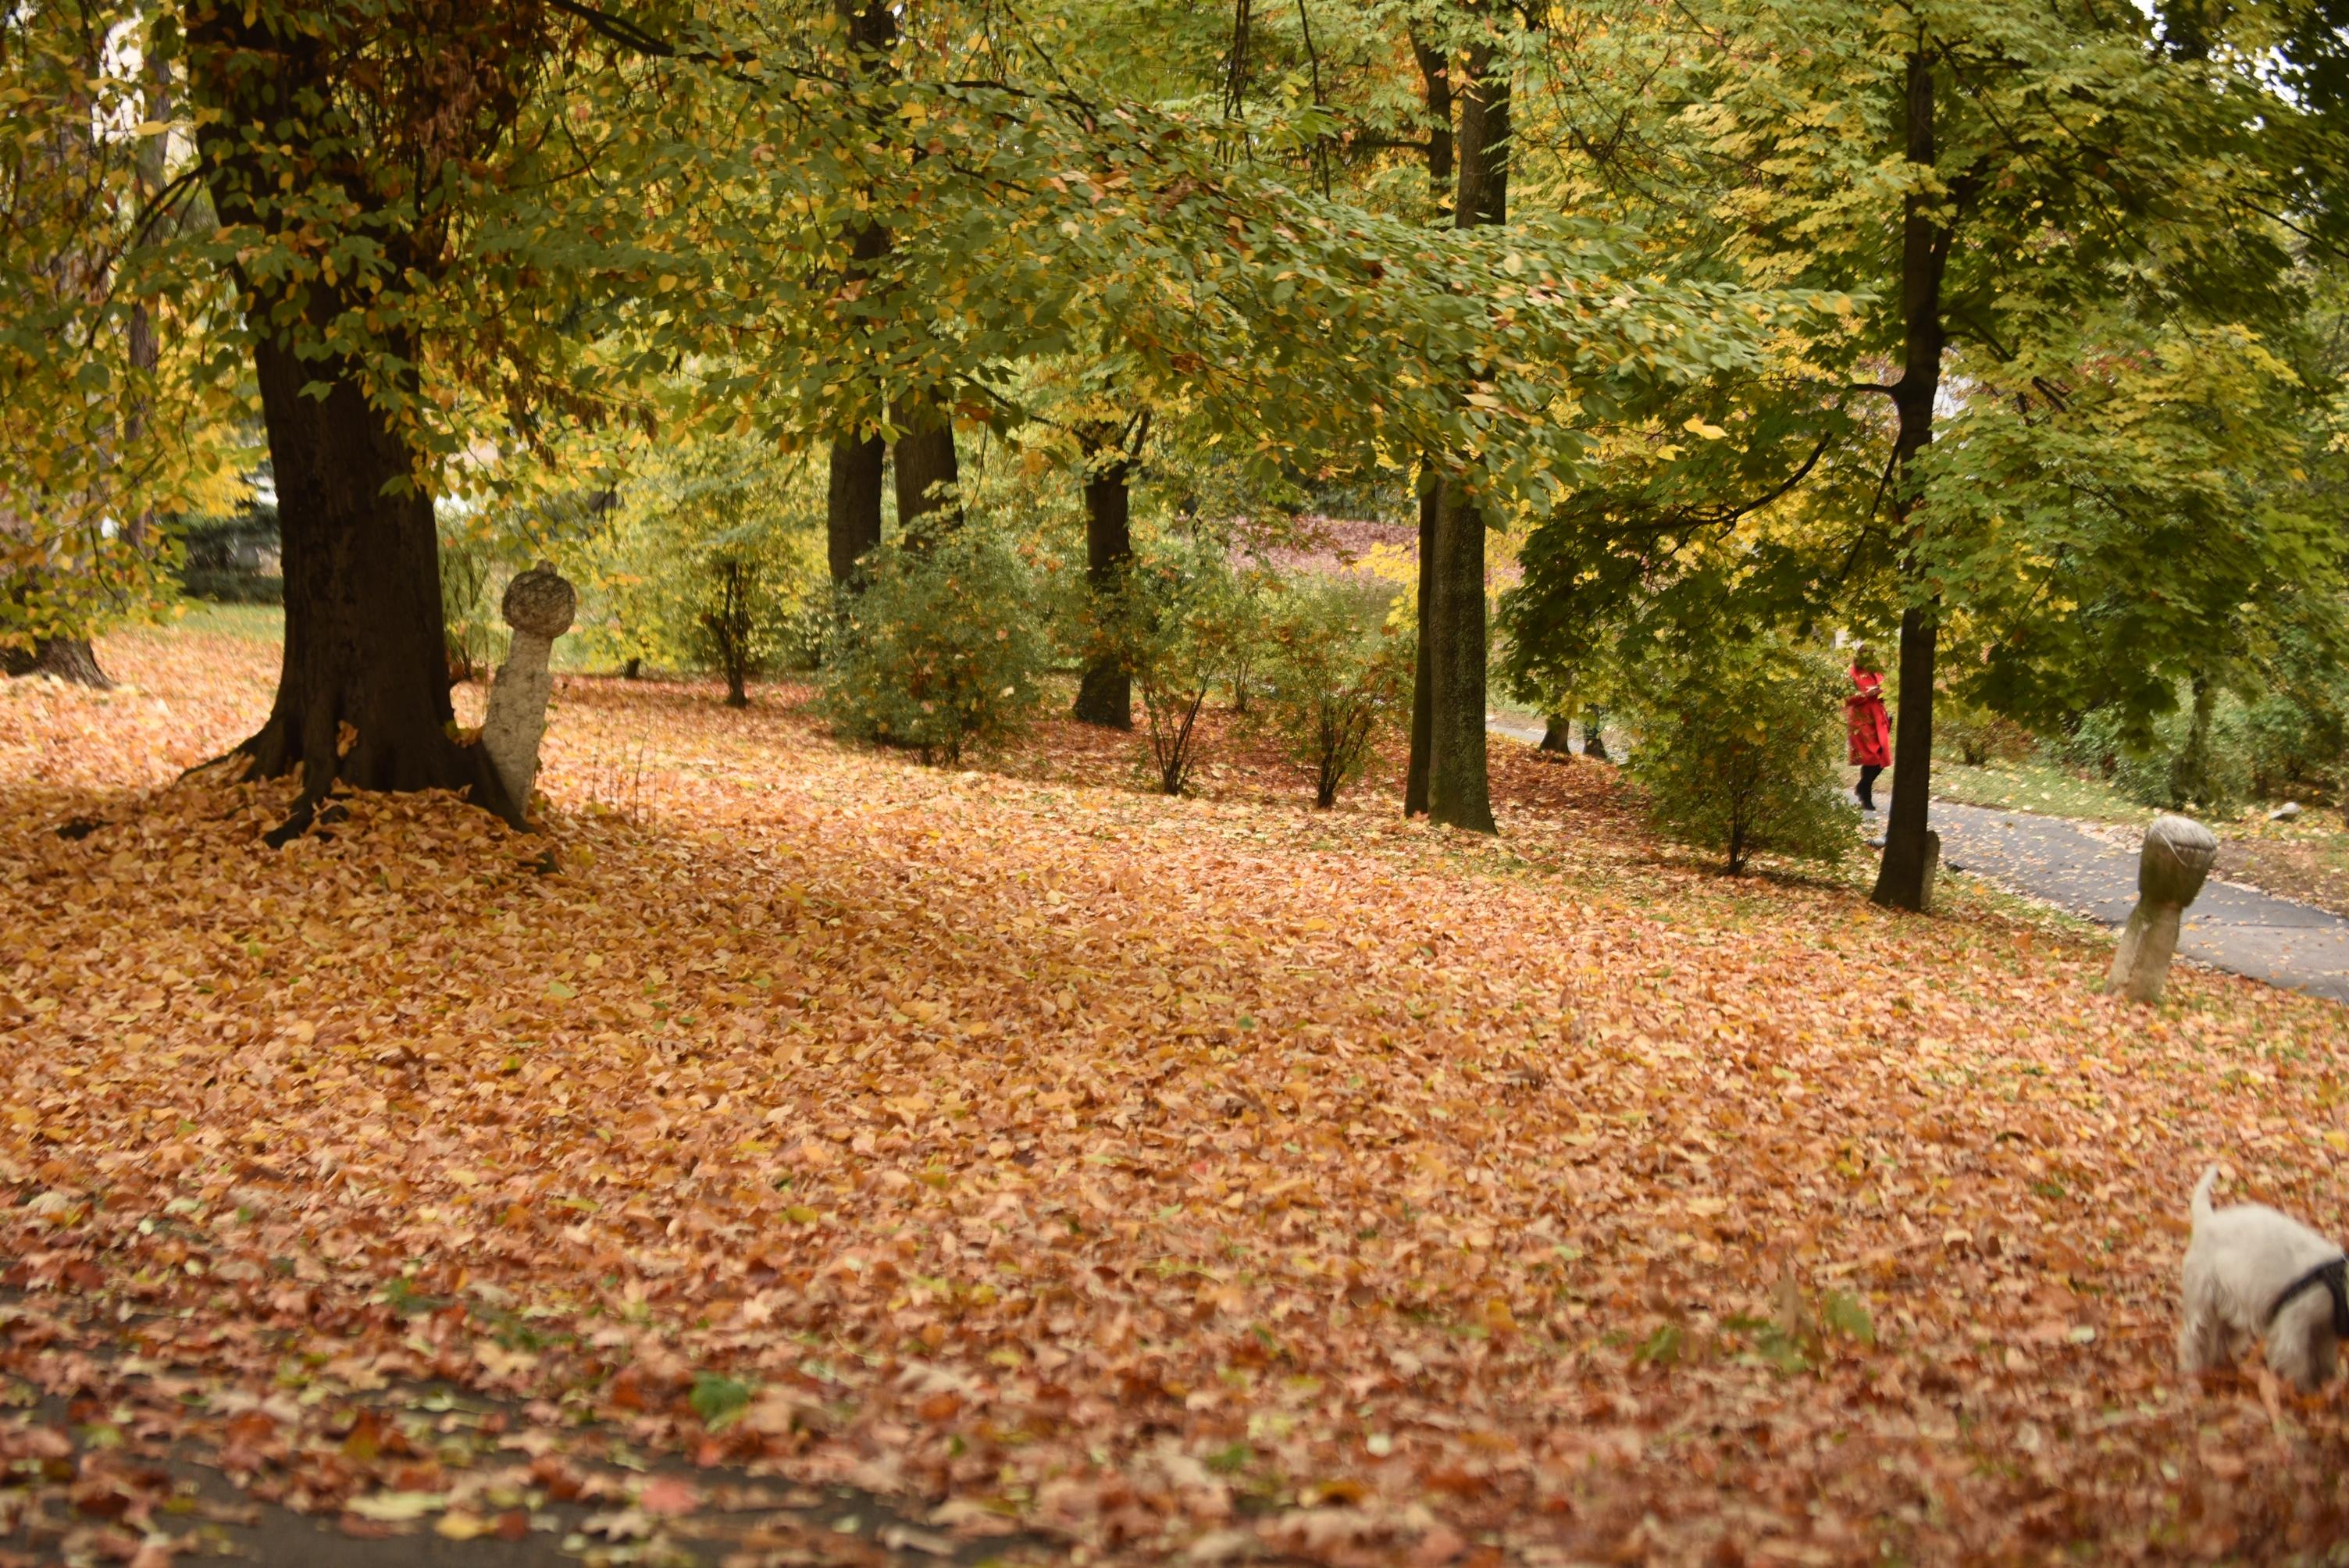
[2177,1165,2344,1390]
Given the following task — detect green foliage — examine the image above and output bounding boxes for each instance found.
[2060,693,2258,818]
[1259,579,1411,808]
[1937,698,2033,769]
[1633,1323,1685,1368]
[688,1372,754,1431]
[1922,321,2347,743]
[572,441,823,690]
[1110,542,1258,796]
[822,526,1048,764]
[1820,1291,1874,1346]
[440,530,504,685]
[1624,639,1859,875]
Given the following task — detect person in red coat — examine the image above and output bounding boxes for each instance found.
[1846,646,1891,811]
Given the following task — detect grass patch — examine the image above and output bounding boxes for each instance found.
[166,600,285,643]
[1920,754,2147,823]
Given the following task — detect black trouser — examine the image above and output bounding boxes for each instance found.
[1856,764,1883,808]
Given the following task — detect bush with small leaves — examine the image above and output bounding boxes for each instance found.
[821,528,1046,765]
[1259,579,1410,807]
[1624,637,1859,875]
[1937,697,2034,768]
[1118,544,1256,796]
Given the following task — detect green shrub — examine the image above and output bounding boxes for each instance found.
[2059,692,2254,816]
[773,597,834,673]
[2240,627,2349,804]
[1937,697,2034,768]
[821,528,1046,764]
[1119,544,1255,795]
[569,441,823,686]
[1222,573,1276,715]
[1260,579,1410,807]
[1623,638,1859,875]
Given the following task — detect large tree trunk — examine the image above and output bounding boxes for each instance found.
[226,335,517,840]
[1074,448,1135,729]
[1426,480,1495,832]
[1423,41,1507,836]
[893,401,960,533]
[1405,471,1436,814]
[2,637,110,688]
[827,433,885,583]
[185,5,515,840]
[1871,46,1951,913]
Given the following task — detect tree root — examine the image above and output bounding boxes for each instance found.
[3,637,112,689]
[180,704,529,844]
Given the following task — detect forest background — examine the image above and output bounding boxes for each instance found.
[13,0,2349,1561]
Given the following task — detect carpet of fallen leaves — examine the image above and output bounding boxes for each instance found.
[6,622,2349,1567]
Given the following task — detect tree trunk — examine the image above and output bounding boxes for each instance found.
[1583,708,1609,761]
[828,432,885,584]
[185,5,516,840]
[1401,34,1453,818]
[1539,714,1572,754]
[1074,451,1134,729]
[1405,470,1436,814]
[226,334,518,840]
[1407,27,1454,216]
[2,636,110,688]
[825,0,896,583]
[1424,40,1506,836]
[1870,46,1952,913]
[893,401,960,534]
[1427,479,1496,832]
[2168,671,2215,808]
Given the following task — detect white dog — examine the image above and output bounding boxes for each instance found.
[2177,1164,2347,1391]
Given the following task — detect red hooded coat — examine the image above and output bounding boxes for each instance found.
[1846,666,1891,768]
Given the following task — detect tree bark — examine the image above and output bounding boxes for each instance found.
[1402,25,1458,817]
[1074,447,1135,729]
[2,637,110,688]
[825,0,897,583]
[1407,26,1454,216]
[1539,714,1572,754]
[827,432,885,584]
[1424,39,1506,836]
[1427,479,1496,832]
[185,3,519,839]
[1871,46,1952,912]
[1404,470,1436,815]
[893,402,961,534]
[226,334,518,839]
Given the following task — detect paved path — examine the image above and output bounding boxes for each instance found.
[1485,713,2349,1004]
[1929,800,2349,1004]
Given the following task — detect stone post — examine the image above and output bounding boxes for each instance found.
[2106,814,2219,1003]
[479,563,576,819]
[1919,829,1941,914]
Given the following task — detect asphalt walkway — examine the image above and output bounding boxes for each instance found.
[1930,800,2349,1004]
[1483,713,2349,1004]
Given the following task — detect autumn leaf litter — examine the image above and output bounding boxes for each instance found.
[4,626,2348,1566]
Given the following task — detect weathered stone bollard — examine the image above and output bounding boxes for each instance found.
[1919,829,1941,914]
[2106,813,2219,1003]
[479,563,576,819]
